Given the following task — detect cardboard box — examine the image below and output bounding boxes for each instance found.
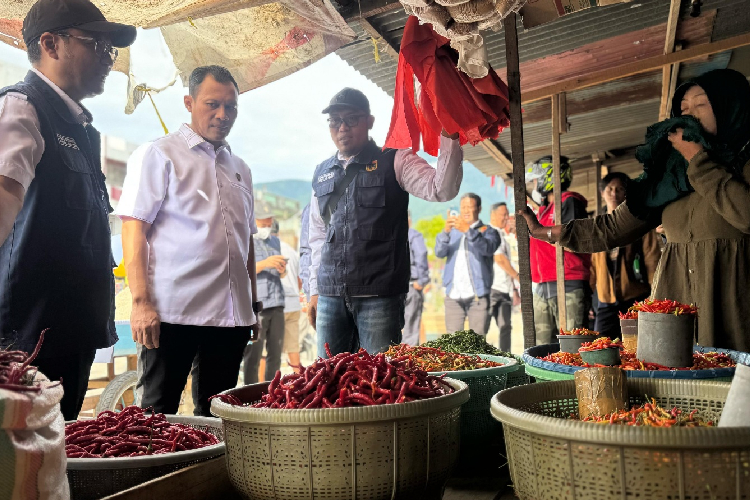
[520,0,630,29]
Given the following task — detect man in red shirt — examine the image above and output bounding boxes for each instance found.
[526,156,592,344]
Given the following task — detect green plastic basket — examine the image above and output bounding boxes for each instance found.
[505,354,531,388]
[429,355,517,449]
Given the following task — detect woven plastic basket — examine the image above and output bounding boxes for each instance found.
[505,354,531,388]
[211,378,468,500]
[66,415,225,500]
[429,355,516,445]
[523,344,747,382]
[491,378,750,500]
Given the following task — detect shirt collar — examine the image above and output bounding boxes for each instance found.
[471,220,482,228]
[179,123,232,154]
[31,68,91,125]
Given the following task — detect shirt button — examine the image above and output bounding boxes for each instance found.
[218,182,223,188]
[228,231,233,236]
[689,269,694,274]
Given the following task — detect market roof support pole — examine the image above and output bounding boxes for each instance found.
[552,93,567,330]
[659,0,682,121]
[504,12,536,350]
[593,154,603,217]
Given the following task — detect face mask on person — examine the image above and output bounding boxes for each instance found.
[531,189,543,205]
[255,227,272,240]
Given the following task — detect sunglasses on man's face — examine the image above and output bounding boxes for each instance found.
[327,115,367,129]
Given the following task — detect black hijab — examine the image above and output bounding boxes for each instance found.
[671,68,750,168]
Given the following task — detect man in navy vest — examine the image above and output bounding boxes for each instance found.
[0,0,136,419]
[307,88,464,356]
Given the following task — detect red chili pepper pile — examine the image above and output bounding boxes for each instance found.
[540,351,735,371]
[383,344,504,372]
[558,327,600,336]
[0,329,49,392]
[618,310,638,320]
[629,298,698,316]
[574,398,714,427]
[212,344,454,409]
[65,406,219,458]
[578,337,623,352]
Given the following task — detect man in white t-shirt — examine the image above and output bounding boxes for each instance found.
[273,221,303,371]
[489,202,519,352]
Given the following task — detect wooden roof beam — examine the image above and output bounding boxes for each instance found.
[340,0,403,21]
[480,139,514,174]
[659,0,682,120]
[522,32,750,103]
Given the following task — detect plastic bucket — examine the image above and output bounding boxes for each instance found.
[636,312,695,368]
[620,318,638,352]
[718,363,750,427]
[579,347,621,366]
[557,334,604,354]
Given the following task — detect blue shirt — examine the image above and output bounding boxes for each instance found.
[254,235,285,309]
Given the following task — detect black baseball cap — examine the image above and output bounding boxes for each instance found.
[322,87,370,114]
[23,0,137,48]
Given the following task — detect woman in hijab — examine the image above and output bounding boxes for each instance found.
[520,68,750,352]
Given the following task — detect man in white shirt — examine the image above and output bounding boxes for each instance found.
[435,193,501,334]
[117,66,259,417]
[489,202,519,351]
[307,88,463,356]
[0,0,136,420]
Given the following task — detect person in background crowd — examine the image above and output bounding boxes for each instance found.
[589,172,661,338]
[489,202,519,352]
[0,0,136,420]
[243,205,286,383]
[436,193,501,335]
[118,66,257,417]
[525,155,592,345]
[307,88,463,356]
[299,203,312,301]
[272,220,303,371]
[403,210,430,345]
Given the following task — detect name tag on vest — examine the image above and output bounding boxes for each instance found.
[317,171,334,183]
[57,134,80,150]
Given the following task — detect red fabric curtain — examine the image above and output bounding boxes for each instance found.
[385,16,511,156]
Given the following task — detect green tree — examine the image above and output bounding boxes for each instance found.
[414,215,446,259]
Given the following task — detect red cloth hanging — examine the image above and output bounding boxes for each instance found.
[385,16,511,156]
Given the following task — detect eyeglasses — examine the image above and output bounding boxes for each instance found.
[54,32,118,62]
[327,115,367,129]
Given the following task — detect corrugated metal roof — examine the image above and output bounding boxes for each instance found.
[335,0,749,178]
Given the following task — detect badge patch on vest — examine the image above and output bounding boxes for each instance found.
[317,172,334,183]
[57,134,79,150]
[366,161,378,172]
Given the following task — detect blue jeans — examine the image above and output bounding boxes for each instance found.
[317,294,406,356]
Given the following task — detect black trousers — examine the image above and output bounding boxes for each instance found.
[243,306,285,384]
[35,349,96,421]
[139,322,250,416]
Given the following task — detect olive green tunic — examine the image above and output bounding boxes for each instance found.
[560,151,750,352]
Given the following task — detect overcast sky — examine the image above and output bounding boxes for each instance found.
[0,28,399,184]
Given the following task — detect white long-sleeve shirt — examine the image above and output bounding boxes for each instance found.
[309,136,463,297]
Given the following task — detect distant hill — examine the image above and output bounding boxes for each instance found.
[255,162,512,223]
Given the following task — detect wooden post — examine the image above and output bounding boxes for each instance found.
[593,154,603,217]
[552,94,567,330]
[504,13,536,349]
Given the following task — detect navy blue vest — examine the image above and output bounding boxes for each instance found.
[312,140,410,297]
[0,71,116,358]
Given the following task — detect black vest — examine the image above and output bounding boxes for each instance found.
[0,71,116,358]
[312,140,410,297]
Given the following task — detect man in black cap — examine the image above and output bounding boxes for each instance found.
[307,88,464,356]
[0,0,136,419]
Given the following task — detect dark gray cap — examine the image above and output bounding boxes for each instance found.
[322,87,370,114]
[23,0,137,47]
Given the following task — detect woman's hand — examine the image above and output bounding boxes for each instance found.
[668,128,704,163]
